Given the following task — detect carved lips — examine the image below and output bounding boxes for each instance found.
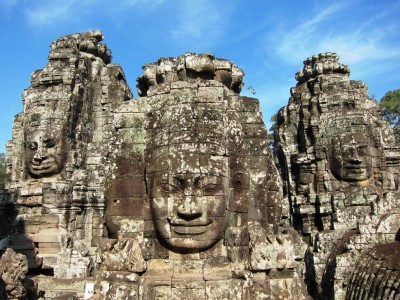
[169,218,213,235]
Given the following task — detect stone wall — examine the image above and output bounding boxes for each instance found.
[2,32,309,299]
[3,31,132,298]
[97,52,308,299]
[274,52,400,299]
[2,32,399,300]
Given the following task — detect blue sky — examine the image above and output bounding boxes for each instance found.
[1,0,399,153]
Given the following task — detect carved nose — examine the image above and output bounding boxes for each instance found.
[350,154,362,163]
[177,195,202,221]
[33,149,44,161]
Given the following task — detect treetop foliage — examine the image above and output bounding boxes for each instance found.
[380,89,400,141]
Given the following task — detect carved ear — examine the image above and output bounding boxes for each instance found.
[231,172,248,190]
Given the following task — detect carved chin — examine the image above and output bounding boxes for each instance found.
[165,237,221,253]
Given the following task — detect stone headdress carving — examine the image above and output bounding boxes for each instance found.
[100,53,308,299]
[274,52,400,299]
[4,31,132,283]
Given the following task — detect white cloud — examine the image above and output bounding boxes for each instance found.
[24,0,164,26]
[271,2,347,65]
[169,0,226,50]
[269,1,400,70]
[1,0,18,16]
[25,0,84,26]
[260,0,400,118]
[2,0,18,8]
[121,0,164,7]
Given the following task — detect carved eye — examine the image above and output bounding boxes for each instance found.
[27,142,38,150]
[44,138,56,148]
[159,178,181,193]
[203,183,220,192]
[341,146,354,156]
[159,183,180,193]
[201,175,222,193]
[232,173,246,190]
[357,145,368,156]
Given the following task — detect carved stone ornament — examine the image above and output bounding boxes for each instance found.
[1,32,309,299]
[274,52,400,299]
[1,33,399,299]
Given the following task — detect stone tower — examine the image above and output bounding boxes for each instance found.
[99,52,308,299]
[274,52,400,299]
[3,31,132,297]
[1,32,308,299]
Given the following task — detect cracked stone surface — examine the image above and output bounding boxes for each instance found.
[1,31,309,299]
[2,32,399,300]
[274,52,400,299]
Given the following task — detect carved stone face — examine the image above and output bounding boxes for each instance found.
[25,130,64,177]
[331,134,372,182]
[148,153,228,252]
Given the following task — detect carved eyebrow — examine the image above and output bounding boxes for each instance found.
[202,182,220,192]
[172,177,185,185]
[200,175,219,182]
[159,181,180,193]
[199,172,226,177]
[43,137,56,143]
[26,141,38,149]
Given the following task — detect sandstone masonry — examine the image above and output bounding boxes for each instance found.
[1,32,399,300]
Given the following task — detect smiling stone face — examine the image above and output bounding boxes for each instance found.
[330,133,372,182]
[148,152,229,252]
[25,128,65,178]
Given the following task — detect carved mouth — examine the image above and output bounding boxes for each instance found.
[30,162,56,170]
[170,219,212,235]
[344,166,367,173]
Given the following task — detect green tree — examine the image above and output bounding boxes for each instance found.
[380,89,400,141]
[268,113,278,150]
[0,153,6,190]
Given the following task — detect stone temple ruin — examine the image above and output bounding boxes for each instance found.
[274,53,400,299]
[0,31,399,299]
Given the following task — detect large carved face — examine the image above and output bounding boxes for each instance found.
[330,133,372,182]
[25,129,64,178]
[148,153,229,252]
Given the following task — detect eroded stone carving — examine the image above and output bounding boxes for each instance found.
[144,89,243,253]
[346,237,400,299]
[98,53,309,299]
[3,30,133,298]
[1,32,310,299]
[274,52,400,299]
[136,52,244,96]
[24,117,67,178]
[0,248,36,299]
[3,32,399,299]
[330,132,372,182]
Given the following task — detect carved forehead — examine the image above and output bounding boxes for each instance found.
[146,92,243,151]
[147,152,228,176]
[333,132,371,146]
[149,104,227,135]
[25,109,65,129]
[24,125,63,139]
[318,114,377,148]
